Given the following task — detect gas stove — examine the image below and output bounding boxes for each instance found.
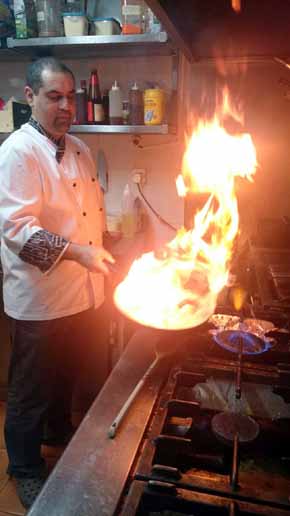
[27,305,290,516]
[117,312,290,516]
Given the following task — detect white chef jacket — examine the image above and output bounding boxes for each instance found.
[0,123,106,320]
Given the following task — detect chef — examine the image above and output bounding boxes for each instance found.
[0,56,114,509]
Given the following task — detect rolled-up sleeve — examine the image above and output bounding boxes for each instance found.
[0,142,67,273]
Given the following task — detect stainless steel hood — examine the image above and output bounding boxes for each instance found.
[146,0,290,62]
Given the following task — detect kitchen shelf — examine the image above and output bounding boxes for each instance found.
[5,32,175,60]
[0,32,178,136]
[70,124,170,134]
[0,124,171,140]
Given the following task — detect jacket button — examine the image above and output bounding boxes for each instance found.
[92,177,96,182]
[73,183,77,187]
[89,241,92,245]
[99,208,103,212]
[83,212,87,216]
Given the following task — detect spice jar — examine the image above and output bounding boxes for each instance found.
[121,0,144,34]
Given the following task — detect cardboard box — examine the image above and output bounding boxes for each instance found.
[0,100,31,133]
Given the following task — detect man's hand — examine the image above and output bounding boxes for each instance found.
[64,242,115,275]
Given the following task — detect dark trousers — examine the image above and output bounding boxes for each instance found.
[5,306,109,478]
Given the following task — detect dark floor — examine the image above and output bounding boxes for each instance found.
[0,401,82,515]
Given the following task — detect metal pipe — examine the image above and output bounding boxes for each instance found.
[235,337,243,399]
[230,433,239,489]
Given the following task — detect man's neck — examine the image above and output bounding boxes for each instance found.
[30,117,64,143]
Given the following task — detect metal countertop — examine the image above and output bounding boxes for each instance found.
[27,328,171,516]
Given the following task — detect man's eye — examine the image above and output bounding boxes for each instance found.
[48,95,75,102]
[48,95,61,102]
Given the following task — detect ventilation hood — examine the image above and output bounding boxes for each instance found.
[146,0,290,62]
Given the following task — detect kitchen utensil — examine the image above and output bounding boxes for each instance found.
[108,349,169,438]
[97,149,108,192]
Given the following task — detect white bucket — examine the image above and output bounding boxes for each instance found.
[63,13,88,36]
[92,17,121,36]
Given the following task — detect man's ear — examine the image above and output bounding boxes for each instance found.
[25,85,34,107]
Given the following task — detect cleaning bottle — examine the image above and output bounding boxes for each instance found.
[121,183,137,239]
[109,80,123,125]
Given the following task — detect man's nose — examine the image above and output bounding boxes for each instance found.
[59,96,70,109]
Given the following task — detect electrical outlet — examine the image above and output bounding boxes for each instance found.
[132,169,146,185]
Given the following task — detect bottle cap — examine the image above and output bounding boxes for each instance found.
[131,82,139,90]
[112,80,120,90]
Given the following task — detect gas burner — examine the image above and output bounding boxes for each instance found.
[213,329,272,355]
[211,411,260,443]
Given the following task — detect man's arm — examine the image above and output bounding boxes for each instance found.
[0,144,114,275]
[64,242,114,275]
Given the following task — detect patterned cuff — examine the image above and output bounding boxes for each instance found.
[19,230,68,273]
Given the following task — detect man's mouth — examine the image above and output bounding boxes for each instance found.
[57,117,72,123]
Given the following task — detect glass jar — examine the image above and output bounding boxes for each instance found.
[35,0,62,37]
[122,100,129,124]
[63,0,85,13]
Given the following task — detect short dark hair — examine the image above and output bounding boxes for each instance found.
[26,57,75,94]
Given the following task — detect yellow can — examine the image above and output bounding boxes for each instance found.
[144,88,165,125]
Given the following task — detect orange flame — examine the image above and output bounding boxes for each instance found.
[114,88,257,330]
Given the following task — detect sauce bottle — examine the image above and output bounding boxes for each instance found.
[109,81,123,125]
[128,82,143,125]
[102,89,110,124]
[87,70,104,124]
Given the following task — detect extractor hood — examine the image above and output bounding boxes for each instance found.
[146,0,290,62]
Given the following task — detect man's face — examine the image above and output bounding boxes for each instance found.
[25,68,76,138]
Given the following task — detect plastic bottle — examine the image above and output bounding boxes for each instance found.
[128,82,143,125]
[75,79,87,124]
[109,80,123,125]
[108,81,122,125]
[143,6,161,33]
[121,183,137,239]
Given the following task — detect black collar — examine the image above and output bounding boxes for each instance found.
[28,117,65,163]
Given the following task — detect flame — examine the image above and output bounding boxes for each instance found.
[231,286,247,311]
[114,88,257,330]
